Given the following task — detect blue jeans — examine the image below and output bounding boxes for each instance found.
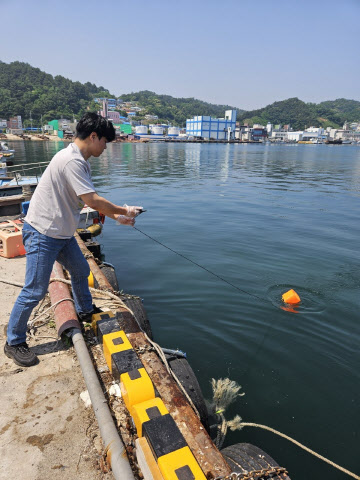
[7,222,93,345]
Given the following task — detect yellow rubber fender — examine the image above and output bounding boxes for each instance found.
[88,270,94,288]
[86,223,102,237]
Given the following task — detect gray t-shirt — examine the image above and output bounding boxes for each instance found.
[26,143,96,239]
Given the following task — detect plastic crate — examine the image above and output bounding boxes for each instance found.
[0,220,26,258]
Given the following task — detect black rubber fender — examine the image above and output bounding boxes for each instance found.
[121,295,153,339]
[94,264,119,292]
[165,355,209,433]
[94,264,153,339]
[221,443,291,479]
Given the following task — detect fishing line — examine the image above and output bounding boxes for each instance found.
[133,225,281,378]
[133,226,264,302]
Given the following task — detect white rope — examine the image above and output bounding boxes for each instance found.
[49,277,136,317]
[240,422,359,480]
[0,277,201,418]
[28,297,75,328]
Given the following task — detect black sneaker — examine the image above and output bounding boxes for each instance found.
[4,342,38,367]
[77,304,102,323]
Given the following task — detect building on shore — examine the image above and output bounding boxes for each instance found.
[168,126,180,137]
[252,124,267,142]
[186,110,237,140]
[235,125,251,141]
[235,124,267,142]
[113,123,132,135]
[6,115,23,134]
[150,125,164,136]
[0,119,7,131]
[327,127,360,142]
[135,125,148,136]
[94,97,120,111]
[107,111,121,123]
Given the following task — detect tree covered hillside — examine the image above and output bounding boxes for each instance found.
[1,61,359,129]
[120,90,244,126]
[0,61,111,124]
[317,98,360,123]
[238,97,360,130]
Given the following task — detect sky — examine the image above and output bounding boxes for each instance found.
[2,0,360,110]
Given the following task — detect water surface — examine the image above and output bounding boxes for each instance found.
[10,140,360,479]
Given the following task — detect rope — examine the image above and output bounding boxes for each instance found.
[133,227,263,301]
[0,278,24,288]
[215,412,228,449]
[240,422,360,480]
[46,279,201,414]
[0,277,201,419]
[28,297,75,328]
[48,277,135,317]
[142,328,201,420]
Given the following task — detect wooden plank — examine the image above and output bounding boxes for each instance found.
[0,194,25,206]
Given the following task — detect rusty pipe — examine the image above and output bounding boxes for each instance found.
[48,262,135,480]
[49,261,81,336]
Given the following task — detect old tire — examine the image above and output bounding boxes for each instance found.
[166,356,209,432]
[94,264,119,292]
[121,295,153,339]
[221,443,290,479]
[94,263,153,339]
[100,265,119,291]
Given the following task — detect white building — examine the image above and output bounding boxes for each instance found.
[186,110,237,140]
[150,125,164,136]
[287,131,303,142]
[135,125,148,135]
[168,127,180,137]
[271,131,288,141]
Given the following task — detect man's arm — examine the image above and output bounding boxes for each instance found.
[80,192,129,220]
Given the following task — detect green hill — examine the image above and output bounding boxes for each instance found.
[316,98,360,124]
[238,97,360,130]
[0,61,359,129]
[0,60,111,125]
[120,90,244,126]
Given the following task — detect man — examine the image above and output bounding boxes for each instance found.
[4,112,142,367]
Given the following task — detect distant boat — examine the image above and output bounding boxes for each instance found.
[0,141,15,157]
[0,159,48,196]
[325,139,342,145]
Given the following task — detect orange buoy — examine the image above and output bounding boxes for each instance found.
[282,289,301,304]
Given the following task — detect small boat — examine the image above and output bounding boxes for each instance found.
[325,139,342,144]
[0,160,47,197]
[0,142,15,157]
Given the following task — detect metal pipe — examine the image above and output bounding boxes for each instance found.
[71,329,135,480]
[73,237,231,476]
[49,262,135,480]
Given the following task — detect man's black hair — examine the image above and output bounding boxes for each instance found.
[76,112,116,142]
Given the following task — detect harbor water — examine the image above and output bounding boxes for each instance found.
[9,140,360,479]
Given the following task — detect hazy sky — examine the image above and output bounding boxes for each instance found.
[2,0,359,110]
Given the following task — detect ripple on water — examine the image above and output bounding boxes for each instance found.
[267,284,327,314]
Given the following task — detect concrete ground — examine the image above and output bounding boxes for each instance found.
[0,255,113,480]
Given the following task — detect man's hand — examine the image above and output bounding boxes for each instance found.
[124,204,144,218]
[80,193,144,220]
[116,215,135,226]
